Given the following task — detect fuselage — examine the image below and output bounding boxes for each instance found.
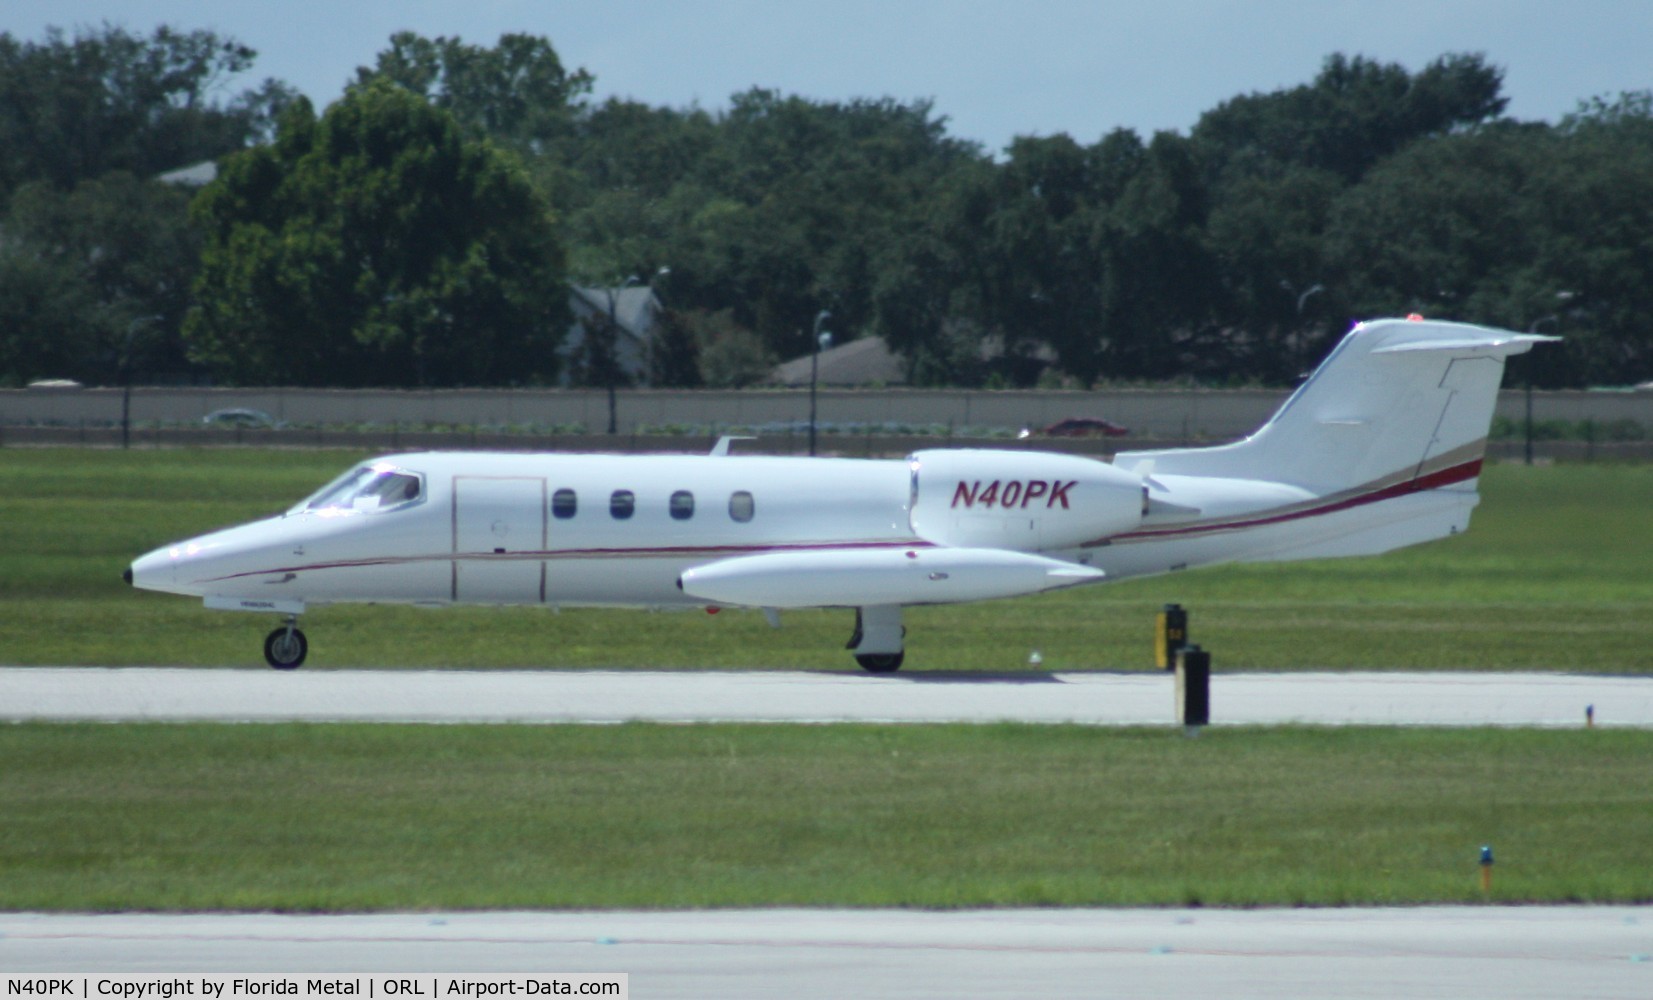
[129,452,928,609]
[127,443,1482,615]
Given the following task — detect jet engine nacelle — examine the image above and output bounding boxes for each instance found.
[907,449,1145,551]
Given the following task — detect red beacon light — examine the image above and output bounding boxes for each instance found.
[1407,313,1425,321]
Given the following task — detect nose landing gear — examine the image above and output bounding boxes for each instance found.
[264,615,308,669]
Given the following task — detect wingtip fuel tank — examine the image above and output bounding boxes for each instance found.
[678,546,1104,609]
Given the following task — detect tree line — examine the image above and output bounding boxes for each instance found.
[2,24,1650,390]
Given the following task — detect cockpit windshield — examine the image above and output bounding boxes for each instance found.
[289,463,425,516]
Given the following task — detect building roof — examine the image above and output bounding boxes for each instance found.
[569,285,659,341]
[157,160,218,187]
[560,285,664,386]
[770,336,907,387]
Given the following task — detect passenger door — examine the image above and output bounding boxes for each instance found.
[452,476,546,604]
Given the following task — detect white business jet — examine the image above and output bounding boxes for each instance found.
[127,317,1553,671]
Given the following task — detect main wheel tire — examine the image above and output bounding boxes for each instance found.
[855,651,904,673]
[264,627,308,670]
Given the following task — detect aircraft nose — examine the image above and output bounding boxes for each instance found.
[127,546,180,594]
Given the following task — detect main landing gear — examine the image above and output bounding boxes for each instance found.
[855,651,904,673]
[848,605,905,673]
[263,615,308,670]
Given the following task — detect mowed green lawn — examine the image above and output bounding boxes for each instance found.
[3,723,1649,910]
[0,448,1649,670]
[2,449,1650,913]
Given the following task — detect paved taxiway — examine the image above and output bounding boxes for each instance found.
[3,667,1651,725]
[4,908,1650,998]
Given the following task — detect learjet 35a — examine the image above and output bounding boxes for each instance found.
[127,317,1553,671]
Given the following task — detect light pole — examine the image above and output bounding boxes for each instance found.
[1280,280,1323,374]
[602,276,640,435]
[1289,282,1324,316]
[1525,314,1559,466]
[808,310,832,457]
[120,314,161,450]
[599,268,669,435]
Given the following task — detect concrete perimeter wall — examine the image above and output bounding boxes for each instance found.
[5,385,1648,442]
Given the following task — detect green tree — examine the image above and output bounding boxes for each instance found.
[0,171,198,384]
[185,83,569,386]
[646,307,703,388]
[1205,165,1344,380]
[1319,117,1653,386]
[1090,132,1222,381]
[1325,125,1546,329]
[878,126,1223,387]
[976,133,1109,384]
[0,24,295,203]
[687,308,773,388]
[1193,52,1506,185]
[870,206,985,387]
[566,99,717,199]
[1526,93,1653,384]
[563,89,983,363]
[354,31,593,155]
[0,247,83,385]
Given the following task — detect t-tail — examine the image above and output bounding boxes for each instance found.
[1110,317,1557,565]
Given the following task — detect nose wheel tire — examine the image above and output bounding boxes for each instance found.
[264,626,308,670]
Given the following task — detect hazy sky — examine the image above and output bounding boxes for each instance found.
[5,1,1650,152]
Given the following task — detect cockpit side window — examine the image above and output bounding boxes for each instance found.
[291,464,425,515]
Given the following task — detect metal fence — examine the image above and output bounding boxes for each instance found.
[5,384,1648,443]
[3,422,1649,463]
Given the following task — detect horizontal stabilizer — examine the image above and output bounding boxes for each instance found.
[679,547,1103,609]
[1371,333,1560,355]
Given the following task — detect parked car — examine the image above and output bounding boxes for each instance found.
[1018,416,1130,439]
[202,408,284,429]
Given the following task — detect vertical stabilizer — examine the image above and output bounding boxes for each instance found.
[1115,318,1556,496]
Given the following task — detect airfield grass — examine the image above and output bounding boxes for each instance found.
[0,447,1649,670]
[4,450,1651,913]
[1,723,1649,910]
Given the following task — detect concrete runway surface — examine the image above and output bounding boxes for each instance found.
[3,908,1650,998]
[3,666,1651,726]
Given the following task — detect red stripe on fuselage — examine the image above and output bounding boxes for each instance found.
[1100,458,1482,545]
[199,538,938,586]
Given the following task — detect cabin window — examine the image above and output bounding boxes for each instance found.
[610,489,635,520]
[729,490,755,523]
[670,490,695,521]
[552,488,577,519]
[291,463,424,516]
